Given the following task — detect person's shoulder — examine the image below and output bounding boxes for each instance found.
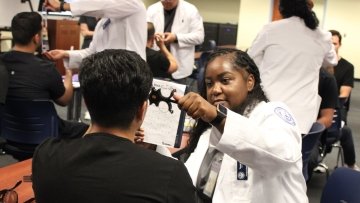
[36,56,58,71]
[339,58,354,69]
[259,17,291,33]
[313,28,333,43]
[33,137,65,158]
[136,146,183,166]
[146,47,158,56]
[255,101,298,126]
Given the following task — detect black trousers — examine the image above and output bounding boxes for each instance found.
[340,126,356,166]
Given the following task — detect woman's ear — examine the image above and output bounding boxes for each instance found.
[247,74,255,91]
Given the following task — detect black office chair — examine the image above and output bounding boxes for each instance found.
[302,122,326,182]
[1,99,59,160]
[321,167,360,203]
[318,98,346,171]
[195,51,212,92]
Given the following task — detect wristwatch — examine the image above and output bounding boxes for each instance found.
[210,104,227,126]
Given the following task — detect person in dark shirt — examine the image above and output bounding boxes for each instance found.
[1,12,88,160]
[78,16,98,49]
[329,29,355,123]
[146,22,177,80]
[311,68,359,174]
[32,49,196,203]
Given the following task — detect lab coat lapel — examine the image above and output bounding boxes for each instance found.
[171,0,183,34]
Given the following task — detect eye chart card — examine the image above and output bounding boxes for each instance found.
[141,79,187,148]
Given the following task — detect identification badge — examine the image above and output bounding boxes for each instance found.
[203,161,221,198]
[103,19,111,30]
[237,162,248,180]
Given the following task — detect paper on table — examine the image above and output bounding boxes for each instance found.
[142,79,187,148]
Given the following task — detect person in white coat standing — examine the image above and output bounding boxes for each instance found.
[147,0,204,89]
[247,0,337,135]
[173,48,308,203]
[44,0,147,67]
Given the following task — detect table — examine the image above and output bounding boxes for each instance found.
[0,159,35,202]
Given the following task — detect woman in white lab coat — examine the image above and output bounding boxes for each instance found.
[173,48,308,203]
[46,0,147,67]
[247,0,337,135]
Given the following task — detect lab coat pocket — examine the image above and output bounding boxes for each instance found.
[217,156,251,202]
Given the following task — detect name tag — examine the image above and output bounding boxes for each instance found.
[237,162,248,180]
[103,19,111,30]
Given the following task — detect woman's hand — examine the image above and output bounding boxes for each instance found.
[173,92,217,123]
[134,128,157,150]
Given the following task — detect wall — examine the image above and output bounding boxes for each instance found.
[236,0,271,51]
[187,0,239,24]
[143,0,239,24]
[236,0,326,50]
[0,0,39,27]
[324,0,360,78]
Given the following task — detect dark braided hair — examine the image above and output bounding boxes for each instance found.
[186,48,268,154]
[279,0,319,30]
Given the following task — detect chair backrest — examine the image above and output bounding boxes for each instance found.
[321,167,360,203]
[326,106,342,145]
[1,99,58,145]
[325,98,345,149]
[196,51,212,92]
[302,122,326,181]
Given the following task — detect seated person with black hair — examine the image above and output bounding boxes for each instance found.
[312,68,359,172]
[32,49,196,203]
[146,22,177,80]
[0,12,89,159]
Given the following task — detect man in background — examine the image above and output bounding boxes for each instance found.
[147,0,204,90]
[32,49,196,203]
[329,29,355,123]
[0,12,88,159]
[78,15,99,49]
[146,22,177,80]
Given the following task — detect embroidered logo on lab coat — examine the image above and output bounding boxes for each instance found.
[274,107,296,126]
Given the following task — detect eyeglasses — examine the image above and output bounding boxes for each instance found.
[0,181,21,203]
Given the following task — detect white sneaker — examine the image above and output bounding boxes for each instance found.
[84,111,91,120]
[314,162,328,173]
[345,164,360,171]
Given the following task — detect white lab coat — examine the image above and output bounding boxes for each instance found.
[64,0,147,68]
[185,102,308,203]
[147,0,204,79]
[247,16,337,134]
